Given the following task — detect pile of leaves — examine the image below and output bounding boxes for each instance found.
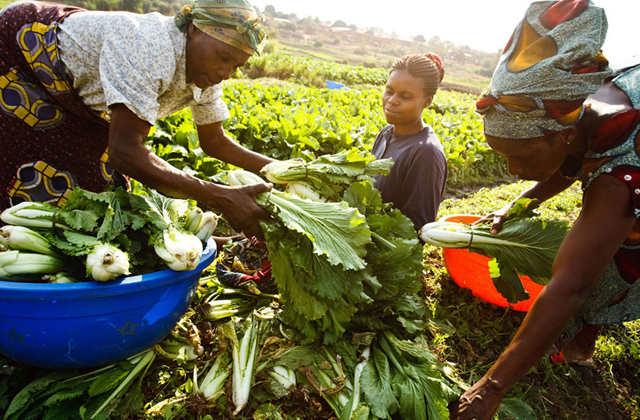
[0,150,472,420]
[228,150,429,344]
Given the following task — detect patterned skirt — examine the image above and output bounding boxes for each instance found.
[0,1,115,211]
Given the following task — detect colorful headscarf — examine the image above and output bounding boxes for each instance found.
[476,0,612,139]
[175,0,266,55]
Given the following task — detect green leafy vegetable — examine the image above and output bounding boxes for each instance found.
[420,199,570,303]
[260,149,392,201]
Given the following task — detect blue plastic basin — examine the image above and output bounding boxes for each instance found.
[0,239,217,369]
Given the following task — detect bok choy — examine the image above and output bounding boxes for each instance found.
[0,250,65,281]
[217,310,273,416]
[419,199,570,303]
[0,225,59,256]
[86,243,130,281]
[260,149,392,202]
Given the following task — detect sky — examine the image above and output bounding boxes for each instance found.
[248,0,638,67]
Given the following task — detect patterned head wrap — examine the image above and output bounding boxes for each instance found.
[476,0,612,139]
[175,0,266,55]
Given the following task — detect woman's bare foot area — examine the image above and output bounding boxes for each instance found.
[560,324,600,364]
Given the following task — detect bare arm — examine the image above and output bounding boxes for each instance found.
[483,171,577,233]
[450,174,637,420]
[107,104,271,238]
[516,171,577,202]
[197,121,275,173]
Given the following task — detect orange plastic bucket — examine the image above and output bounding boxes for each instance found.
[439,214,545,312]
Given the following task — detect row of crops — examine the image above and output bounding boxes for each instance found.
[242,54,391,88]
[149,80,510,189]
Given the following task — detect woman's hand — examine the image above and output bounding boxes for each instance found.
[108,105,275,239]
[203,182,273,240]
[448,377,507,420]
[472,172,576,235]
[473,201,514,235]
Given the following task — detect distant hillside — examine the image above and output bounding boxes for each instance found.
[261,6,497,93]
[0,0,494,93]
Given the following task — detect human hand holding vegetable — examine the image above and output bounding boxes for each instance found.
[204,182,273,240]
[473,201,514,235]
[474,173,577,236]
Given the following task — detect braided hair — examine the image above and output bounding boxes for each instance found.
[391,52,445,98]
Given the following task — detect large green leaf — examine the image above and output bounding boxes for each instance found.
[471,217,568,279]
[360,346,399,418]
[267,191,370,271]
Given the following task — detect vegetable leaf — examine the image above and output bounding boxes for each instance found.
[52,231,105,257]
[3,371,76,420]
[88,368,129,397]
[497,398,537,420]
[266,191,370,271]
[360,346,399,418]
[488,258,530,304]
[470,217,567,280]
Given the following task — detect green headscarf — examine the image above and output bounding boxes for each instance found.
[175,0,266,55]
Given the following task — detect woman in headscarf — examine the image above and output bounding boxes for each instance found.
[0,0,272,239]
[449,1,640,419]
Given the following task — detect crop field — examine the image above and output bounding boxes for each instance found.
[149,79,511,190]
[2,70,640,420]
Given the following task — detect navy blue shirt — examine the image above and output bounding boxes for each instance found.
[372,124,447,231]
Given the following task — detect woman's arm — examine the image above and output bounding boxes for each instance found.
[197,121,275,173]
[484,171,577,233]
[107,104,271,239]
[450,173,637,420]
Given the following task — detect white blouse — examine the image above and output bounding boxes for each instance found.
[56,10,230,126]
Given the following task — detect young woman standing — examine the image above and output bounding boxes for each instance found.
[372,53,448,231]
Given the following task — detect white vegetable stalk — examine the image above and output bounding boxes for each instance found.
[205,298,253,321]
[267,365,297,392]
[350,345,370,415]
[286,182,328,202]
[226,169,266,188]
[419,221,528,249]
[42,272,79,284]
[155,337,203,362]
[260,160,304,184]
[184,206,203,230]
[229,316,263,416]
[197,352,231,401]
[0,201,71,229]
[86,244,130,282]
[0,225,60,256]
[154,227,203,271]
[185,208,219,241]
[0,250,65,281]
[313,362,350,413]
